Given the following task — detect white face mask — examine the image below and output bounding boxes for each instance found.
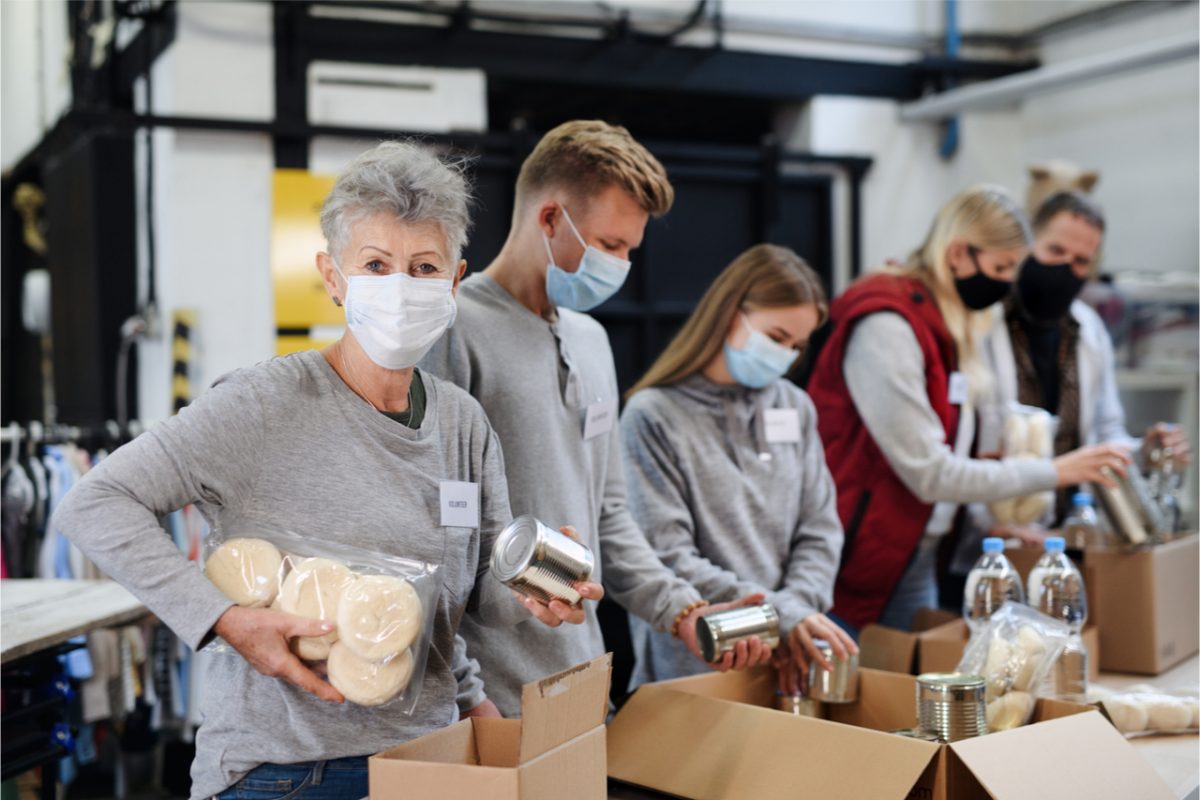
[544,206,631,312]
[333,261,456,370]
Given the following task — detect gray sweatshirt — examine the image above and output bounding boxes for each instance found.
[51,351,520,799]
[620,375,843,688]
[420,273,702,716]
[844,313,1058,517]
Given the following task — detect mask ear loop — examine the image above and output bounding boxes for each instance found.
[559,206,590,250]
[330,256,349,307]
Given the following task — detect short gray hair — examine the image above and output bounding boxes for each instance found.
[320,140,473,264]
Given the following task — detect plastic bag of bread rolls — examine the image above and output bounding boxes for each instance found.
[201,527,441,714]
[988,405,1057,526]
[958,601,1070,731]
[1089,685,1200,737]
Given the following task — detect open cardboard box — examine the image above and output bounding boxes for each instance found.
[1003,534,1198,674]
[859,608,962,675]
[917,618,1101,681]
[370,654,611,800]
[608,666,1173,800]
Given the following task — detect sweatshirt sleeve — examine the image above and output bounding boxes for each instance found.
[767,393,843,632]
[617,400,757,613]
[597,415,703,633]
[844,313,1057,504]
[50,373,269,650]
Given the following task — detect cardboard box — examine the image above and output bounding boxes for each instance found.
[608,666,1173,800]
[1003,534,1199,674]
[370,654,611,800]
[917,619,1101,681]
[859,608,961,675]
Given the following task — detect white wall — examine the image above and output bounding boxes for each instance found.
[787,1,1198,281]
[1,0,72,170]
[133,2,276,422]
[1019,1,1199,273]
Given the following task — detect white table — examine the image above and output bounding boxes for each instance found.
[1096,656,1200,800]
[1,579,150,664]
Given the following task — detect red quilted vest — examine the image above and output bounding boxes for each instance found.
[807,274,961,630]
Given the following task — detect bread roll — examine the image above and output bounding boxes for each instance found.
[327,643,414,706]
[987,690,1035,731]
[984,638,1014,701]
[1011,626,1048,692]
[337,574,423,660]
[1026,413,1053,457]
[1014,492,1052,525]
[1141,695,1193,731]
[279,557,356,661]
[1004,414,1029,456]
[1103,697,1148,734]
[204,538,283,608]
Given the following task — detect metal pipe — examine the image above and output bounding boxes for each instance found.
[900,29,1199,121]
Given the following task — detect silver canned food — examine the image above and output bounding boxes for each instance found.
[807,639,859,703]
[775,691,822,717]
[695,604,780,663]
[490,515,594,604]
[890,727,942,742]
[916,673,987,742]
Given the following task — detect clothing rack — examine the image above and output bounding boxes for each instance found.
[0,420,145,447]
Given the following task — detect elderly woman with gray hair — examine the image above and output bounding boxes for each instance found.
[52,140,601,800]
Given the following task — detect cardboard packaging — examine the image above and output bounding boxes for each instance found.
[859,608,961,675]
[1004,534,1199,674]
[370,654,610,800]
[608,666,1173,800]
[916,618,1101,681]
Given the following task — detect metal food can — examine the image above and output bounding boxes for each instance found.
[774,691,822,717]
[695,604,780,663]
[1093,466,1165,546]
[490,515,594,604]
[890,727,942,742]
[807,639,859,703]
[916,673,987,742]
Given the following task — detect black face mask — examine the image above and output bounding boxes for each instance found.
[954,247,1012,311]
[1016,254,1086,323]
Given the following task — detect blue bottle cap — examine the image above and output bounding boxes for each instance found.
[982,537,1004,554]
[1044,536,1066,552]
[1072,492,1093,506]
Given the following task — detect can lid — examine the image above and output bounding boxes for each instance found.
[491,516,541,582]
[916,672,985,689]
[696,616,719,662]
[811,638,834,656]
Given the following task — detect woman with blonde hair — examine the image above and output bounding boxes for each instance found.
[805,185,1129,634]
[622,243,856,692]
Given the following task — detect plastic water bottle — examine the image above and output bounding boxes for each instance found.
[1062,492,1102,550]
[963,537,1026,632]
[1028,536,1089,701]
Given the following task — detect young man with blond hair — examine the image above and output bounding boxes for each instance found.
[422,120,769,717]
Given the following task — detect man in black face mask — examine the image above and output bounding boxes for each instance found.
[984,191,1190,519]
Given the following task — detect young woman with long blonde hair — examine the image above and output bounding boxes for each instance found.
[622,244,856,693]
[805,185,1130,634]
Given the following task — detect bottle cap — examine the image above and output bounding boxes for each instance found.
[1044,536,1066,552]
[1072,492,1092,506]
[982,537,1004,554]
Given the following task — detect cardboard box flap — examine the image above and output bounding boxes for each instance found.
[608,681,939,800]
[519,653,611,763]
[859,624,919,674]
[948,710,1175,799]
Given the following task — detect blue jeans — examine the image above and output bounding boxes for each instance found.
[216,756,369,800]
[878,537,940,632]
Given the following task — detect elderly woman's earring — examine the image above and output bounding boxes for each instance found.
[333,296,343,308]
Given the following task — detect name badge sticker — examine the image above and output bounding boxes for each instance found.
[764,408,802,444]
[948,372,969,406]
[583,398,618,441]
[440,481,480,528]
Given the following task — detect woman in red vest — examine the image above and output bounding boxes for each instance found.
[806,185,1129,634]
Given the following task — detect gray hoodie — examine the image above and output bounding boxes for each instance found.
[620,374,843,689]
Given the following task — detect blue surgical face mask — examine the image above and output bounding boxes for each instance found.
[723,313,800,389]
[544,207,631,312]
